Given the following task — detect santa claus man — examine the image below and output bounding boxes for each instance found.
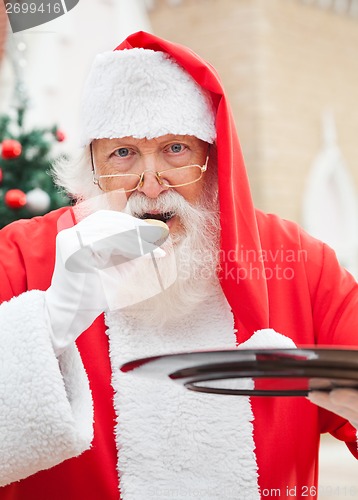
[0,31,357,500]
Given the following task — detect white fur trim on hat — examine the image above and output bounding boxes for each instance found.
[80,48,216,146]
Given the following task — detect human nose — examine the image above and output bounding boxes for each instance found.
[136,156,169,198]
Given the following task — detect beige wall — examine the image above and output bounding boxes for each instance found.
[257,0,358,222]
[148,0,358,223]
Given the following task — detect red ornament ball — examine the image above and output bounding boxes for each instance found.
[56,130,66,142]
[4,189,27,209]
[1,139,22,159]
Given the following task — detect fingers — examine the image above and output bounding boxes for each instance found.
[59,210,168,273]
[308,389,358,429]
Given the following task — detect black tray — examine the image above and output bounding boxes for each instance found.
[120,348,358,396]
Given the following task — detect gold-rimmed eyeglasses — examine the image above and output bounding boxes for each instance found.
[90,144,209,193]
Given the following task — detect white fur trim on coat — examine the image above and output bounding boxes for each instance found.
[106,282,260,500]
[0,290,93,487]
[80,48,216,146]
[241,328,297,349]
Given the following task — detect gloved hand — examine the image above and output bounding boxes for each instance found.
[45,210,169,355]
[308,389,358,429]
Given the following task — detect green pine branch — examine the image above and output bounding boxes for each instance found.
[0,105,71,228]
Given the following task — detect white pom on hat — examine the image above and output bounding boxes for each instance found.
[79,48,216,146]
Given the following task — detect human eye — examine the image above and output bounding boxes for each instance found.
[113,147,131,158]
[167,143,186,154]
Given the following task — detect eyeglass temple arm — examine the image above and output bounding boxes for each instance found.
[90,143,95,173]
[90,143,100,186]
[203,154,210,172]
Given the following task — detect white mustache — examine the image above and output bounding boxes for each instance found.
[125,190,197,221]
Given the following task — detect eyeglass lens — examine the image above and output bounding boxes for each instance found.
[97,165,203,192]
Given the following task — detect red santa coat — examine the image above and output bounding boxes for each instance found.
[0,31,357,499]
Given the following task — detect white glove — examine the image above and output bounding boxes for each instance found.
[45,210,170,355]
[308,389,358,429]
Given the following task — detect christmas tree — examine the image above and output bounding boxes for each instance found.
[0,32,70,228]
[0,104,70,228]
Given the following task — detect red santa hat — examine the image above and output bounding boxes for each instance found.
[80,48,216,146]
